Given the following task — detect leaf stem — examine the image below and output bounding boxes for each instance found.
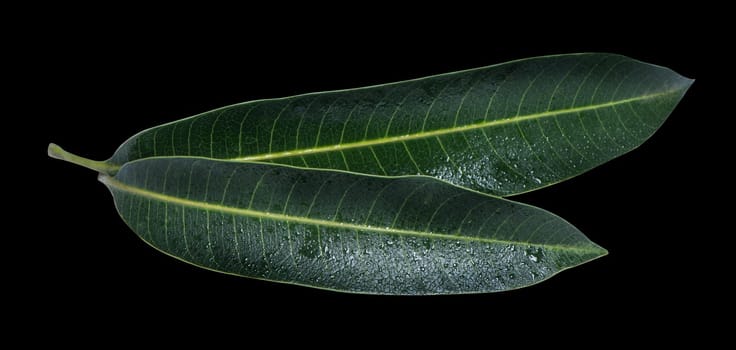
[47,143,120,175]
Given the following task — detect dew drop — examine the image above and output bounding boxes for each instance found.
[525,248,542,263]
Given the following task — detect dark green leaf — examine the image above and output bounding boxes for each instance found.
[49,53,690,293]
[108,53,691,195]
[99,157,605,294]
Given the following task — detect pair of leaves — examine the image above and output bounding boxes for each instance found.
[49,53,691,294]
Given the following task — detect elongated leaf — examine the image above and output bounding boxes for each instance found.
[98,157,605,294]
[107,53,691,196]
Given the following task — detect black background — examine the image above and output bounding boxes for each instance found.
[32,11,716,337]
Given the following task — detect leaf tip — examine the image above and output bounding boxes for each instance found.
[588,244,608,259]
[678,73,695,88]
[671,71,695,94]
[684,77,695,90]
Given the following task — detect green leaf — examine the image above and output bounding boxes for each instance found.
[97,157,605,294]
[48,53,691,293]
[107,53,691,196]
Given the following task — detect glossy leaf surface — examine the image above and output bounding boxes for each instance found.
[49,53,692,293]
[101,158,605,294]
[109,53,691,195]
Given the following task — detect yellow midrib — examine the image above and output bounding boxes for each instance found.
[235,91,672,161]
[100,174,602,254]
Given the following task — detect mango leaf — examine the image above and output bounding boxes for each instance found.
[48,53,690,293]
[92,157,604,294]
[107,53,691,196]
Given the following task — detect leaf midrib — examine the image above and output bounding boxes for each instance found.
[101,173,602,254]
[234,90,674,162]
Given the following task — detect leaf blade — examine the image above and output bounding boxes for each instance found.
[102,158,605,294]
[109,53,691,195]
